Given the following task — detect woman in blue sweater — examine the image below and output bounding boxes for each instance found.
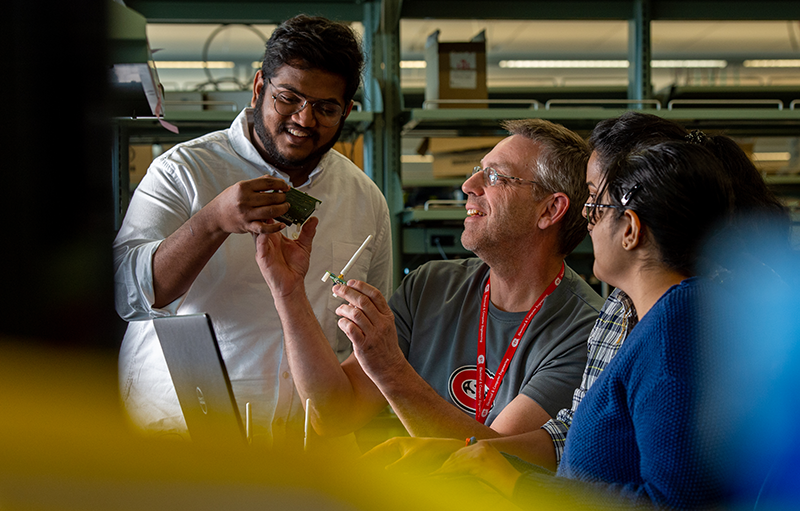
[434,140,735,510]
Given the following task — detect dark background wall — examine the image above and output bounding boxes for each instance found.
[3,0,126,351]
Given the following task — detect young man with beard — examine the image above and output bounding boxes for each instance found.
[113,15,392,446]
[255,119,603,444]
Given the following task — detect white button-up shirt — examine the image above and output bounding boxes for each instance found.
[113,108,393,445]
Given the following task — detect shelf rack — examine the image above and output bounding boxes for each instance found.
[116,0,800,285]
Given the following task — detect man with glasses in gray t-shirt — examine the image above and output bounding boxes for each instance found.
[256,119,603,445]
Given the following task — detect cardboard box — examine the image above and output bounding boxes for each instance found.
[128,144,154,186]
[425,30,487,109]
[129,144,174,187]
[427,137,500,178]
[334,134,364,170]
[432,149,487,178]
[427,136,504,154]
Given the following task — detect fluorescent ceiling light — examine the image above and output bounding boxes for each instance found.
[155,61,235,69]
[651,60,727,68]
[744,59,800,68]
[499,59,727,69]
[501,60,628,68]
[752,152,791,161]
[401,60,427,69]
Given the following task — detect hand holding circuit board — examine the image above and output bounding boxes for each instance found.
[277,187,322,227]
[263,186,372,292]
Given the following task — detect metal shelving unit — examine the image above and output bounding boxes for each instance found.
[402,106,800,137]
[113,0,800,284]
[399,103,800,277]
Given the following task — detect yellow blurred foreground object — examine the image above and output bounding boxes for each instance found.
[0,342,530,511]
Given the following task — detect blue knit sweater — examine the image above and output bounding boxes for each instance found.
[514,278,725,509]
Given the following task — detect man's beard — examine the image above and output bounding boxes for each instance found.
[253,93,344,170]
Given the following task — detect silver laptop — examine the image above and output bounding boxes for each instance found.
[153,313,247,446]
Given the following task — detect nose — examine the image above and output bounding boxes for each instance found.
[292,101,317,127]
[581,203,588,219]
[462,170,485,196]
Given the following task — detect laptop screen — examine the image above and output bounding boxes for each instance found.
[153,313,247,446]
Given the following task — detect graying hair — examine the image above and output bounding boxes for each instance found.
[502,119,591,256]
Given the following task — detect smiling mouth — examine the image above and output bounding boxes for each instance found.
[467,209,486,217]
[287,127,311,138]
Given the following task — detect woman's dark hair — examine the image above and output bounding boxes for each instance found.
[701,135,790,243]
[598,141,735,276]
[261,15,364,103]
[588,112,688,169]
[590,112,790,246]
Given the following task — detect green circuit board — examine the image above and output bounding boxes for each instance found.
[276,188,322,226]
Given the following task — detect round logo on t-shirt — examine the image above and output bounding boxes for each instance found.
[448,365,496,415]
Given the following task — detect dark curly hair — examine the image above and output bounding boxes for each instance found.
[599,141,735,276]
[589,111,790,247]
[260,15,364,103]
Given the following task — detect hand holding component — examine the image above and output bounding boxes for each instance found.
[255,216,318,299]
[209,175,291,235]
[333,280,406,381]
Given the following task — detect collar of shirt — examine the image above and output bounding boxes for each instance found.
[229,108,327,189]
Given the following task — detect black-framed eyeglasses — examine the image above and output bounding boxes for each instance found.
[267,78,345,127]
[472,166,541,187]
[584,183,642,225]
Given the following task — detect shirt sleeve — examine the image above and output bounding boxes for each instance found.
[540,416,571,465]
[540,288,635,467]
[512,470,654,511]
[520,333,589,419]
[364,187,394,300]
[388,267,419,358]
[533,377,717,510]
[517,274,599,419]
[113,158,192,321]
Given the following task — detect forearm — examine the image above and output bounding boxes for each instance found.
[275,288,384,436]
[152,208,228,308]
[375,363,501,440]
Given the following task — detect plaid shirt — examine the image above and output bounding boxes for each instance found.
[541,288,638,466]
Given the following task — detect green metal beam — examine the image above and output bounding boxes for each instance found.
[126,1,367,23]
[399,0,800,20]
[364,0,405,288]
[402,107,800,137]
[651,1,800,20]
[401,1,632,19]
[125,0,800,24]
[628,0,652,101]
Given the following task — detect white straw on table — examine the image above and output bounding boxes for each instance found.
[304,398,311,452]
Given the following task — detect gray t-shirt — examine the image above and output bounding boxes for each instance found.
[390,258,603,425]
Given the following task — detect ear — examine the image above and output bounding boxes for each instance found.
[251,70,265,108]
[537,192,569,230]
[621,210,643,250]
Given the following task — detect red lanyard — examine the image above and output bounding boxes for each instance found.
[475,263,565,424]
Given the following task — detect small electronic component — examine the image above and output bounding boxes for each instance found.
[276,188,322,226]
[321,235,373,286]
[322,272,348,286]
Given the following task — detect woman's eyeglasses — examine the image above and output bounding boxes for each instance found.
[584,183,642,225]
